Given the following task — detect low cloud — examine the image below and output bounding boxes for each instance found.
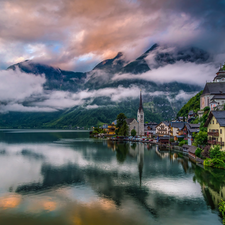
[0,68,203,113]
[112,61,217,86]
[86,104,99,109]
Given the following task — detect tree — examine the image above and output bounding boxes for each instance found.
[131,129,136,137]
[192,131,208,147]
[210,145,222,159]
[118,121,129,136]
[195,147,202,158]
[116,113,127,135]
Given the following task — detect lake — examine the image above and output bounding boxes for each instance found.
[0,129,224,225]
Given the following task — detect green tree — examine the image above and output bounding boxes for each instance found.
[131,129,136,137]
[179,139,188,146]
[119,121,129,136]
[210,145,223,159]
[116,113,126,135]
[193,131,208,147]
[195,147,202,158]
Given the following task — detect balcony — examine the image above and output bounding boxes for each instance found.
[208,131,219,136]
[208,140,224,146]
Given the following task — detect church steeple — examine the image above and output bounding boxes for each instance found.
[137,90,144,136]
[139,90,143,112]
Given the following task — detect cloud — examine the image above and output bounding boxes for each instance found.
[0,0,225,70]
[0,69,45,102]
[0,69,144,112]
[112,61,217,86]
[86,104,99,109]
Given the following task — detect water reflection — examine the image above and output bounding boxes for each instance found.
[0,130,224,224]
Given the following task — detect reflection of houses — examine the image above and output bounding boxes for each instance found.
[156,122,170,136]
[205,186,225,207]
[144,122,157,136]
[200,66,225,110]
[204,111,225,150]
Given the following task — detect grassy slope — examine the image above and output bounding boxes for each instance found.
[177,90,203,118]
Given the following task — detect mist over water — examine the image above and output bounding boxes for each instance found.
[0,130,223,225]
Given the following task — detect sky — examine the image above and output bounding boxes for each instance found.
[0,0,225,72]
[0,0,225,113]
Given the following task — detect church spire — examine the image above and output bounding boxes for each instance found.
[139,90,143,112]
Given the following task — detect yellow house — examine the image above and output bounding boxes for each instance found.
[204,111,225,151]
[107,124,116,135]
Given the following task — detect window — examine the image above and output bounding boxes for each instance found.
[221,129,222,134]
[213,120,214,124]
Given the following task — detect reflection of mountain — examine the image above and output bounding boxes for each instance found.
[0,43,209,128]
[1,130,222,223]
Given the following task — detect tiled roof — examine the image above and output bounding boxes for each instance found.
[125,118,136,125]
[202,82,225,95]
[189,146,197,154]
[211,95,225,100]
[170,122,185,129]
[186,123,200,133]
[212,111,225,126]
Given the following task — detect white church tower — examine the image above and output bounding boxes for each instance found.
[137,90,144,136]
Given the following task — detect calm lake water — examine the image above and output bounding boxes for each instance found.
[0,130,224,225]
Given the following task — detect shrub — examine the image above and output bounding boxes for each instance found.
[203,106,210,112]
[131,129,136,137]
[179,140,188,146]
[219,200,225,225]
[210,145,222,159]
[195,147,202,158]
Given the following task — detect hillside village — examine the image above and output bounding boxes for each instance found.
[92,65,225,169]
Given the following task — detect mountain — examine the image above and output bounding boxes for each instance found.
[7,60,86,91]
[1,43,211,128]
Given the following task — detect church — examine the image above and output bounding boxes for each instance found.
[200,65,225,110]
[126,91,145,136]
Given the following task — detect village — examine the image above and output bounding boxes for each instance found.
[91,65,225,169]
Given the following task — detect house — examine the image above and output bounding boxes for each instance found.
[158,136,170,144]
[185,123,200,145]
[144,122,157,137]
[107,123,116,135]
[200,66,225,110]
[204,111,225,150]
[188,110,196,119]
[156,121,170,136]
[182,144,190,153]
[170,122,185,141]
[188,145,197,159]
[182,144,197,158]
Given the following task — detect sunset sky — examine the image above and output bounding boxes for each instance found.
[1,0,225,71]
